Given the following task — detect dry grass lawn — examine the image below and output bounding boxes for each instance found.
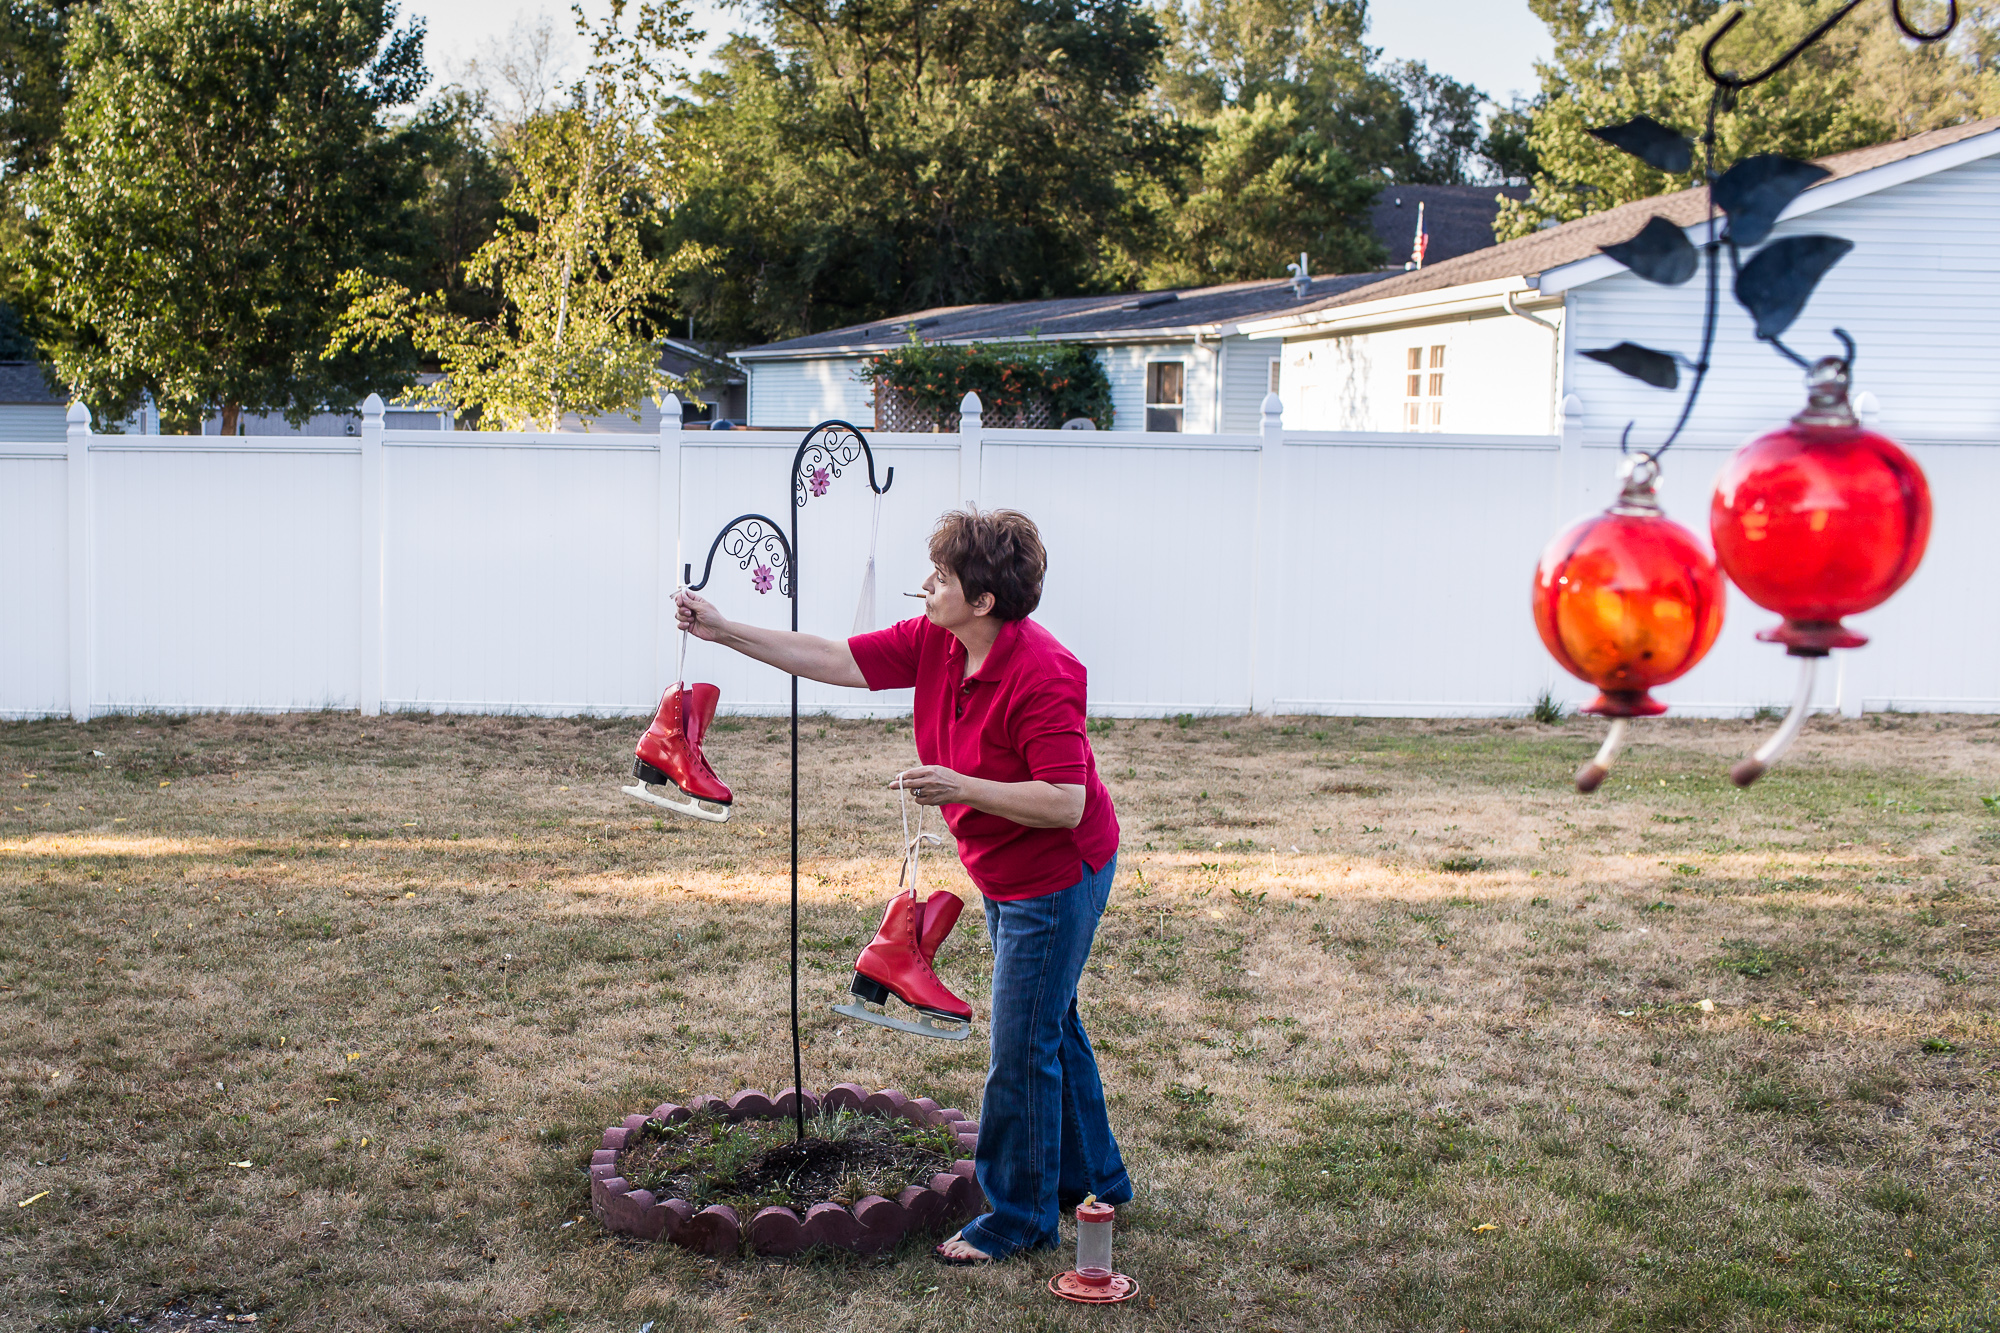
[1,710,1996,1332]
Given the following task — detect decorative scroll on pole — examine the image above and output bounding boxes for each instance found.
[683,421,893,1141]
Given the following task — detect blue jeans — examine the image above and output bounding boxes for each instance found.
[960,856,1131,1258]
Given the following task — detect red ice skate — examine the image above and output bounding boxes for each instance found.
[621,683,732,823]
[834,890,973,1041]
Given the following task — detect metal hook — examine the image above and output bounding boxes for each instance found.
[1702,0,1866,91]
[1832,327,1856,372]
[793,419,895,500]
[1619,421,1635,456]
[1892,0,1956,40]
[1702,0,1958,91]
[1763,334,1814,370]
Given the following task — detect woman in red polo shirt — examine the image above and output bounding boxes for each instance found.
[674,508,1129,1263]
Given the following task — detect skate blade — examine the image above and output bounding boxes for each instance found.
[831,1000,971,1042]
[621,783,730,824]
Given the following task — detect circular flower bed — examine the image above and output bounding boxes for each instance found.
[590,1084,982,1257]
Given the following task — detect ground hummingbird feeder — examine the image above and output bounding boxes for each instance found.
[1710,355,1931,785]
[1048,1197,1138,1304]
[1533,455,1726,792]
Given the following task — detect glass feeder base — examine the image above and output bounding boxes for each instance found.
[1755,619,1867,656]
[1050,1271,1139,1304]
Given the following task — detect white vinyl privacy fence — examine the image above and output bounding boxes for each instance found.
[4,394,1996,721]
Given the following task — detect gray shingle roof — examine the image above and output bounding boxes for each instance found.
[0,361,64,405]
[659,339,742,383]
[735,273,1398,359]
[1369,183,1531,269]
[736,180,1536,360]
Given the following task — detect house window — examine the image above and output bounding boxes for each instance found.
[1145,361,1184,432]
[1403,344,1445,429]
[1267,358,1282,395]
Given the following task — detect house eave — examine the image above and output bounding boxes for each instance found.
[1239,278,1551,340]
[731,324,1258,363]
[1538,123,2000,296]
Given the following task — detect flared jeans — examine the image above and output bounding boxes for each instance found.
[959,855,1132,1258]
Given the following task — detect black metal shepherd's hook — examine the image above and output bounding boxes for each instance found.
[683,421,894,1143]
[1702,0,1958,91]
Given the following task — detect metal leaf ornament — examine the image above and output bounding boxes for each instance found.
[1588,116,1695,174]
[1601,216,1699,286]
[1581,343,1681,390]
[1734,235,1855,339]
[1712,155,1831,246]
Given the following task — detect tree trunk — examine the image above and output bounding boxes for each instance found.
[220,401,241,436]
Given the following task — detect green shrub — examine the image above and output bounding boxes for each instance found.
[860,336,1114,428]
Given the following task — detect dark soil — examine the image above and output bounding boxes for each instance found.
[618,1109,958,1216]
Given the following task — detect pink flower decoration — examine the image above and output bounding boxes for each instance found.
[810,466,831,497]
[752,562,774,594]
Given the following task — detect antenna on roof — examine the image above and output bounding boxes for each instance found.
[1285,253,1310,299]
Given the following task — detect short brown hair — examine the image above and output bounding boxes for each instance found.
[928,508,1045,621]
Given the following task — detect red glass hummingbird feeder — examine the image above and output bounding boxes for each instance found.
[1533,455,1726,791]
[1537,2,1958,793]
[1710,356,1931,785]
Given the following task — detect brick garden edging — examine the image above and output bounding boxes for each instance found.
[590,1083,983,1258]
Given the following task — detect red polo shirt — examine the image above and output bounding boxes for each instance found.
[849,615,1120,901]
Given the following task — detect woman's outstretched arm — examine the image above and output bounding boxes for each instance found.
[676,590,867,688]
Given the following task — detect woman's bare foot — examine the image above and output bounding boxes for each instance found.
[934,1230,992,1263]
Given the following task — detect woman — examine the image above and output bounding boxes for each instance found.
[674,507,1130,1262]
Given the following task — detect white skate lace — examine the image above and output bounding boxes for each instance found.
[896,781,943,898]
[674,577,689,690]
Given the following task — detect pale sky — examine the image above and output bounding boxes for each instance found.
[399,0,1552,106]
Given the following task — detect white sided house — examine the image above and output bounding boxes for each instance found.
[1244,116,2000,449]
[732,274,1395,433]
[731,182,1528,431]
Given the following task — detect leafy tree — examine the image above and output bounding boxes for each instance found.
[1136,0,1507,287]
[17,0,428,430]
[330,3,713,429]
[1137,93,1385,286]
[1388,58,1489,185]
[394,89,511,329]
[1482,94,1543,184]
[664,0,1180,344]
[1498,0,2000,240]
[0,1,82,195]
[0,2,88,356]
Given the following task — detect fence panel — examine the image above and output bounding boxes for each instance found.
[91,441,363,712]
[3,409,1994,721]
[1277,433,1564,715]
[981,431,1264,714]
[0,451,69,718]
[379,432,660,714]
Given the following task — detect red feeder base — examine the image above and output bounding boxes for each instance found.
[1049,1271,1140,1304]
[1580,689,1670,719]
[1754,618,1868,657]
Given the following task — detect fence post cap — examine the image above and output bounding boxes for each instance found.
[1259,391,1283,420]
[959,390,983,416]
[659,392,682,423]
[65,401,90,426]
[361,393,386,420]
